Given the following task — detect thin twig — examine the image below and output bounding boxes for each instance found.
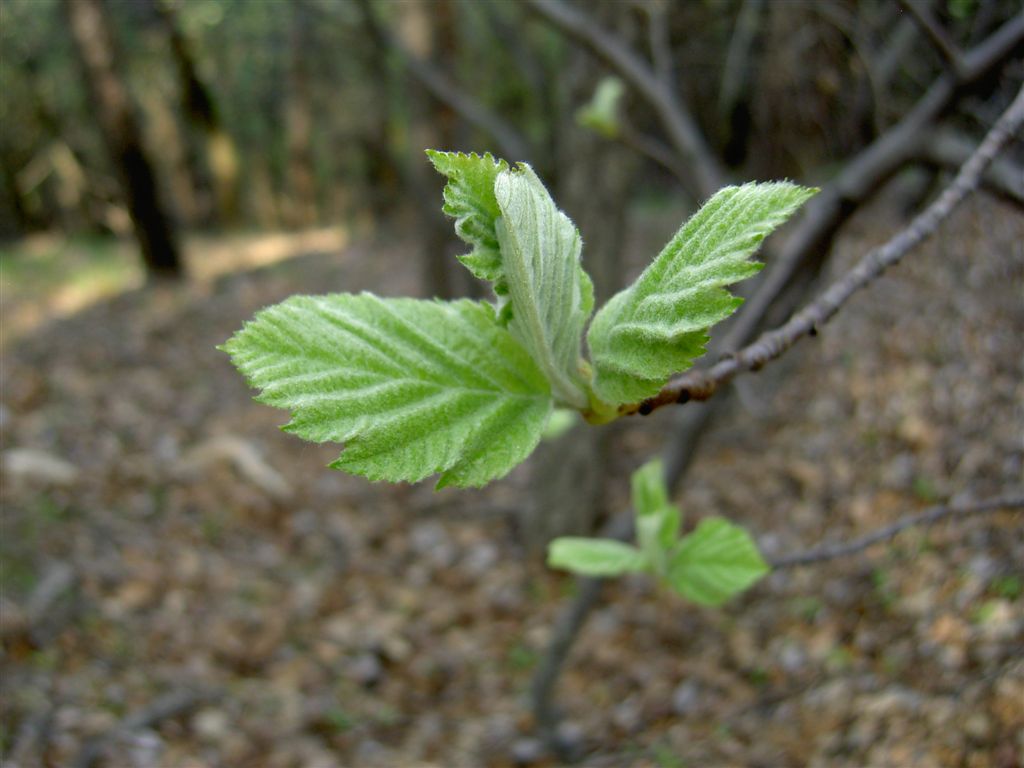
[718,0,765,118]
[524,0,727,198]
[354,0,531,162]
[897,0,965,77]
[632,83,1024,414]
[770,495,1024,569]
[617,124,689,184]
[713,9,1024,369]
[920,128,1024,207]
[527,13,1024,750]
[644,0,675,92]
[529,575,606,757]
[526,508,634,757]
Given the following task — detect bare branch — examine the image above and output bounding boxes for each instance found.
[355,0,531,162]
[770,495,1024,569]
[523,0,727,198]
[528,14,1024,748]
[921,129,1024,207]
[719,0,765,118]
[724,9,1024,360]
[632,83,1024,413]
[959,10,1024,78]
[644,0,675,91]
[530,575,606,757]
[897,0,965,77]
[617,124,688,183]
[876,13,920,93]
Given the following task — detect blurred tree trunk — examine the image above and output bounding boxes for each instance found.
[424,0,463,297]
[396,0,459,299]
[64,0,181,277]
[250,158,282,228]
[286,0,318,229]
[0,148,34,235]
[355,0,402,224]
[139,86,201,227]
[154,0,240,226]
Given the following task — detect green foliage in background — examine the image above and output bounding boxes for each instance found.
[224,152,815,488]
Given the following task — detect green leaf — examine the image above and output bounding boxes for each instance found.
[548,538,648,577]
[576,76,625,138]
[541,408,579,441]
[588,183,818,404]
[222,293,552,489]
[631,459,671,520]
[495,163,593,408]
[426,150,510,299]
[667,517,769,606]
[631,459,681,562]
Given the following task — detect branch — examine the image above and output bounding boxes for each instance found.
[530,62,1023,750]
[897,0,965,77]
[920,129,1024,207]
[876,13,921,94]
[644,0,675,92]
[617,123,688,183]
[633,83,1024,412]
[529,575,606,758]
[770,495,1024,569]
[523,0,727,198]
[719,0,765,118]
[355,0,531,162]
[959,10,1024,80]
[528,13,1024,750]
[724,9,1024,359]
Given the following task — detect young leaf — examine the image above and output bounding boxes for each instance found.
[495,163,593,408]
[222,293,552,489]
[576,76,625,138]
[426,150,509,289]
[631,459,681,560]
[667,517,769,606]
[541,408,579,441]
[588,183,818,404]
[548,538,648,577]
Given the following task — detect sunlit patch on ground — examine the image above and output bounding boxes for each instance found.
[185,226,349,284]
[0,226,348,348]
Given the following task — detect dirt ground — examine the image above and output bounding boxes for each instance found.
[1,192,1022,767]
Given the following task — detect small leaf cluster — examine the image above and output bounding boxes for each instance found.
[548,460,770,605]
[576,76,625,138]
[222,151,816,488]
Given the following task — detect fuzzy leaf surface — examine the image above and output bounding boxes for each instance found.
[631,459,681,565]
[426,150,510,294]
[222,293,551,488]
[668,517,769,605]
[588,182,817,404]
[548,538,648,576]
[495,163,593,408]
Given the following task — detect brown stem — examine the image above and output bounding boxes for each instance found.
[524,0,727,199]
[897,0,965,77]
[631,83,1024,414]
[770,495,1024,568]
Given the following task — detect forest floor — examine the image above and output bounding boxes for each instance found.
[1,192,1022,768]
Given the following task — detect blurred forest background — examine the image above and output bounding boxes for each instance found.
[1,0,1022,766]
